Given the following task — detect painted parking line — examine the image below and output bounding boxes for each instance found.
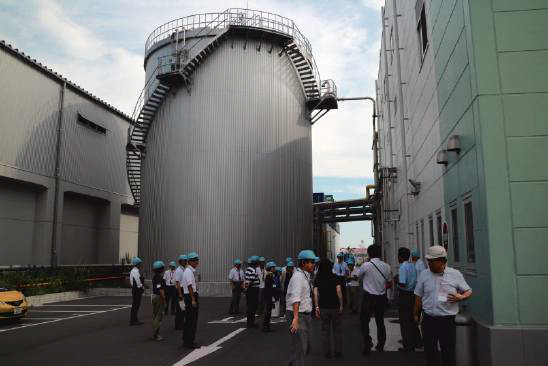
[0,306,131,333]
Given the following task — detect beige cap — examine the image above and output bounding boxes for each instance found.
[425,245,447,259]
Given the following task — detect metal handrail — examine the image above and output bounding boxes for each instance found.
[143,8,321,97]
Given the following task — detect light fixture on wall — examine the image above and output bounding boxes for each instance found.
[436,149,448,165]
[447,135,461,154]
[409,179,421,196]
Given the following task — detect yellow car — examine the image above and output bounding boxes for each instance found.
[0,286,28,320]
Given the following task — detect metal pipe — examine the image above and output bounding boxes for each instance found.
[336,96,380,244]
[51,81,66,267]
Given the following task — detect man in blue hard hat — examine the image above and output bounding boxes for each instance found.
[411,249,426,274]
[285,249,318,365]
[228,259,245,315]
[245,256,260,328]
[262,261,278,332]
[346,257,360,314]
[163,261,177,315]
[129,256,144,326]
[152,260,167,341]
[183,252,200,349]
[174,254,187,330]
[333,252,350,308]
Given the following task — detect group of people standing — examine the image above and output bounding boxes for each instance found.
[128,252,201,348]
[129,243,472,366]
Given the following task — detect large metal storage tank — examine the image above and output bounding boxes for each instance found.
[127,9,337,294]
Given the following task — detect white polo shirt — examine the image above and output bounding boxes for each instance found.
[414,267,471,317]
[183,266,197,294]
[356,258,392,295]
[175,266,185,289]
[285,269,313,313]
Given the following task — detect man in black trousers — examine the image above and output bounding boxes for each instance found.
[245,256,260,328]
[129,256,145,326]
[414,246,472,366]
[183,252,200,349]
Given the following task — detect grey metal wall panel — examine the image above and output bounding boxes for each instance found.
[61,89,132,197]
[139,37,312,282]
[0,48,59,177]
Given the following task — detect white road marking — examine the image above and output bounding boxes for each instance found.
[208,317,246,324]
[0,306,131,333]
[41,304,131,307]
[28,310,106,313]
[173,328,246,365]
[220,316,234,322]
[23,317,63,320]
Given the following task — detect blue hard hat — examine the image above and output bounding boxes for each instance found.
[346,257,355,265]
[266,261,276,269]
[275,266,281,272]
[337,252,344,258]
[234,259,242,265]
[411,249,420,257]
[187,252,199,260]
[178,254,187,261]
[153,260,165,270]
[249,255,260,263]
[285,257,293,263]
[298,250,319,261]
[169,261,176,267]
[131,256,142,265]
[259,256,265,262]
[287,261,295,267]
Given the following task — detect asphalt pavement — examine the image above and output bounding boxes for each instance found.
[0,296,425,366]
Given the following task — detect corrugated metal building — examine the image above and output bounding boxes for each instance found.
[128,9,337,295]
[0,40,137,266]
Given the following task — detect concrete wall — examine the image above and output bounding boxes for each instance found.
[0,43,134,266]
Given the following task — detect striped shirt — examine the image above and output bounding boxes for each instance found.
[245,267,260,288]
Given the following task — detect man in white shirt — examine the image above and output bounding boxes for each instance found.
[183,252,200,349]
[163,261,177,315]
[355,244,392,354]
[414,245,472,366]
[129,256,144,326]
[174,254,187,330]
[285,250,317,366]
[228,259,245,314]
[257,256,266,316]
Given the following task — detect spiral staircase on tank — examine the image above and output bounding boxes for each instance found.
[126,9,338,206]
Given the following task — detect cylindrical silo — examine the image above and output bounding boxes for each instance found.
[128,9,333,295]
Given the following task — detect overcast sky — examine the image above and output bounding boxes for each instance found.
[0,0,383,248]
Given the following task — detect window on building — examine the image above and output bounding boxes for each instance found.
[464,201,476,263]
[429,215,434,246]
[436,212,442,246]
[416,0,428,59]
[451,207,460,262]
[77,113,106,135]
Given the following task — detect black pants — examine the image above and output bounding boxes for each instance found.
[175,292,185,330]
[130,287,143,324]
[263,300,273,330]
[165,286,177,314]
[229,283,242,314]
[422,314,456,366]
[399,290,420,349]
[246,287,259,327]
[183,293,199,346]
[360,291,387,349]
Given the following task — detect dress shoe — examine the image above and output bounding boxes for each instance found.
[184,343,201,349]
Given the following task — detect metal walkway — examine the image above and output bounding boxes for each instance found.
[313,198,374,223]
[126,9,338,206]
